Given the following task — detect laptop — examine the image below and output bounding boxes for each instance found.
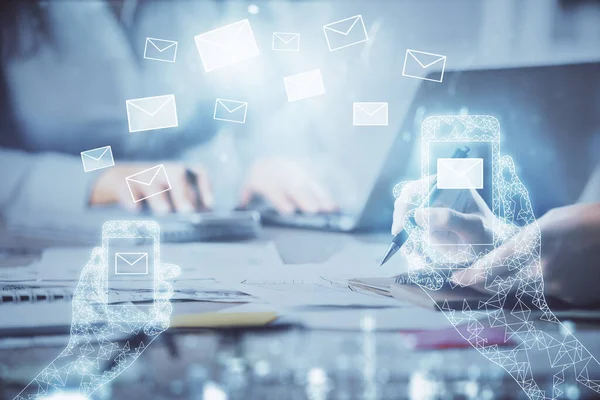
[259,61,600,231]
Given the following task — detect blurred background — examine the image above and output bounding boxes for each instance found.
[0,0,599,246]
[1,2,600,399]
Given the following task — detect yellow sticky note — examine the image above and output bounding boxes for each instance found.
[172,312,277,328]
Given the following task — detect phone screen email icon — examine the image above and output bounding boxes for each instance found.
[437,158,484,189]
[115,252,148,275]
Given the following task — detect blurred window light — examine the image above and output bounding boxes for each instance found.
[307,367,327,385]
[203,382,228,400]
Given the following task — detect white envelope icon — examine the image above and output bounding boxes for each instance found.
[323,15,368,52]
[125,164,172,203]
[272,32,300,52]
[353,102,388,126]
[143,37,178,63]
[126,94,178,133]
[194,19,260,72]
[80,145,115,172]
[213,98,248,124]
[437,158,484,189]
[283,69,325,102]
[115,253,148,275]
[402,49,447,83]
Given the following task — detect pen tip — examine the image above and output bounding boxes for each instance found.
[380,242,400,267]
[379,252,391,267]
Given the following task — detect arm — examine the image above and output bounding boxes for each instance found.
[0,148,99,245]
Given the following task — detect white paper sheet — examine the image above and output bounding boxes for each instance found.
[24,242,282,281]
[217,274,401,308]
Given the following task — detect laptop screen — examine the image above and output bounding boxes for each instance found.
[359,62,600,230]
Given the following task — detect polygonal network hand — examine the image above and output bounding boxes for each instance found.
[397,155,600,399]
[16,242,179,399]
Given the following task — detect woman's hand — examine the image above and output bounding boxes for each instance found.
[239,157,338,214]
[454,203,600,307]
[90,163,212,214]
[392,176,501,254]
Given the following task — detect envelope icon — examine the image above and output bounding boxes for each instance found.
[213,98,248,124]
[353,102,388,126]
[194,19,260,72]
[272,32,300,52]
[283,69,325,102]
[126,94,178,133]
[81,145,115,172]
[125,164,172,203]
[143,37,178,63]
[402,49,447,83]
[437,158,484,189]
[323,15,368,52]
[115,253,148,275]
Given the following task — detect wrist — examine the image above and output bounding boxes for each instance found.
[16,346,95,399]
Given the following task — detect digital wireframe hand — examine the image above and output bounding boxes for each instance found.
[397,155,600,399]
[15,242,179,399]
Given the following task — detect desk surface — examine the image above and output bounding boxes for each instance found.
[2,227,600,399]
[263,226,387,264]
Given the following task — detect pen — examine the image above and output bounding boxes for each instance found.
[380,146,472,266]
[185,168,202,210]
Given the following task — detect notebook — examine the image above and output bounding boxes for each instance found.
[1,283,74,304]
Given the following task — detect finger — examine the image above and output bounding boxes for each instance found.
[169,172,195,213]
[155,280,174,301]
[239,187,253,207]
[73,247,104,301]
[403,207,421,233]
[285,185,320,214]
[158,263,181,280]
[401,208,428,257]
[449,226,528,291]
[393,177,433,204]
[189,167,213,210]
[450,246,511,291]
[263,189,295,214]
[391,178,432,235]
[414,207,485,241]
[499,155,535,225]
[392,196,414,235]
[305,180,338,212]
[145,299,172,336]
[72,247,106,323]
[145,191,171,215]
[428,231,463,246]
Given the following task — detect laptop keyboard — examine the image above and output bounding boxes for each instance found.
[261,210,352,230]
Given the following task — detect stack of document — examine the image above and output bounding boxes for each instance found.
[0,239,431,333]
[0,242,286,304]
